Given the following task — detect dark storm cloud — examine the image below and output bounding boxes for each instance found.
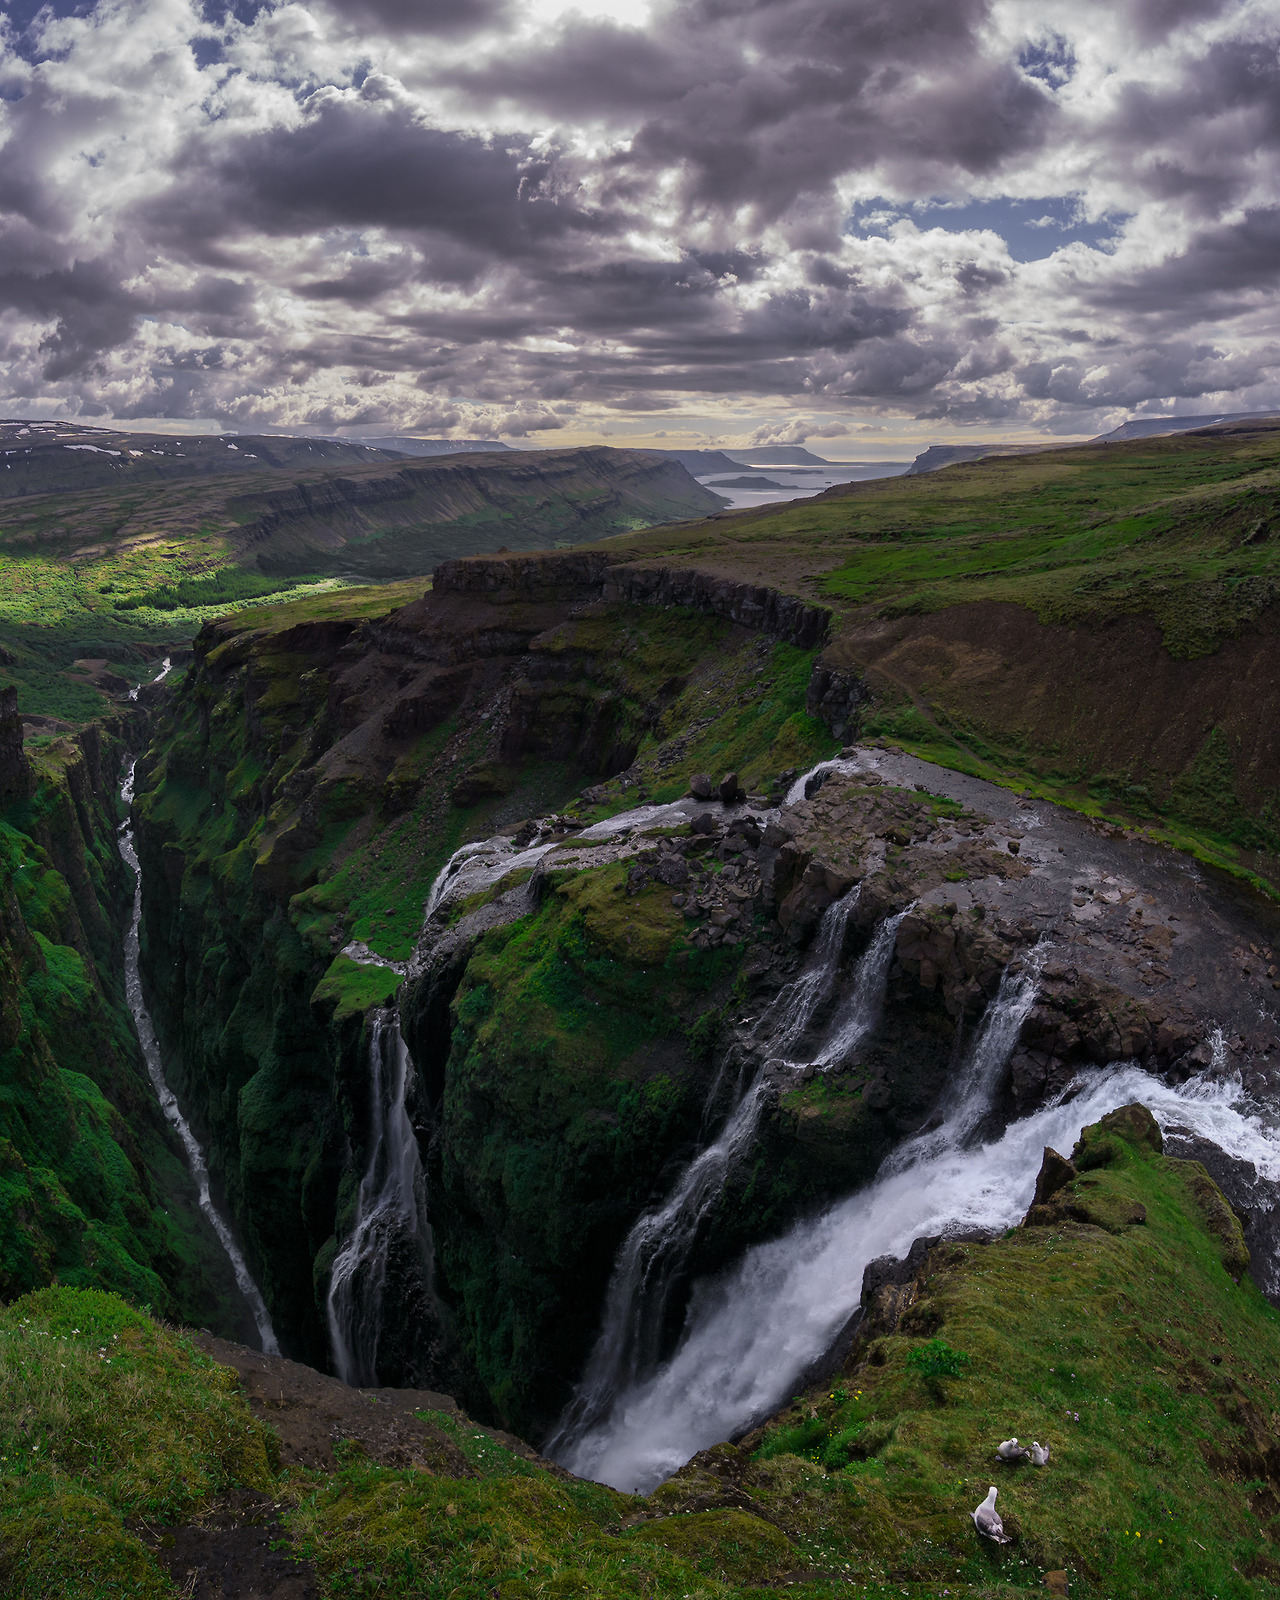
[2,0,1278,430]
[150,82,612,273]
[459,0,1055,220]
[321,0,509,32]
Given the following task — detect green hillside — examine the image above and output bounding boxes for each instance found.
[5,1107,1280,1598]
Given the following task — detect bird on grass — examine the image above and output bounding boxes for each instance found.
[1030,1440,1051,1467]
[971,1485,1012,1544]
[996,1437,1030,1463]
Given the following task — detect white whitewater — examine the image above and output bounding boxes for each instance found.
[326,1011,429,1385]
[117,760,278,1354]
[547,896,904,1460]
[557,980,1280,1492]
[128,655,171,701]
[418,798,694,932]
[814,905,912,1070]
[553,952,1039,1488]
[760,889,860,1058]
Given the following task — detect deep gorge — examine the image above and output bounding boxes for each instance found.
[13,425,1280,1595]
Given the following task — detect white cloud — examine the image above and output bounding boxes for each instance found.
[0,0,1277,436]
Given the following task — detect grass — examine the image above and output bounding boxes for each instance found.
[591,421,1280,893]
[6,1109,1280,1597]
[0,1287,276,1598]
[605,422,1280,656]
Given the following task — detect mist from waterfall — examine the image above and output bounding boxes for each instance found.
[117,760,278,1354]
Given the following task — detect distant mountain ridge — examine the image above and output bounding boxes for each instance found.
[346,436,512,457]
[905,410,1280,474]
[0,420,405,500]
[1095,410,1279,441]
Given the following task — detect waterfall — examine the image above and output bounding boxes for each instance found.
[117,760,278,1354]
[557,975,1280,1494]
[547,897,901,1461]
[128,656,171,702]
[760,890,859,1057]
[554,954,1043,1489]
[326,1011,429,1386]
[813,905,912,1070]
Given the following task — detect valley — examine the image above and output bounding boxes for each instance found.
[5,420,1280,1597]
[0,438,722,726]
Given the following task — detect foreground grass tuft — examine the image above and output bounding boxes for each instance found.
[0,1287,276,1597]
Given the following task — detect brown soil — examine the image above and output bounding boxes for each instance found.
[824,599,1280,811]
[135,1488,320,1600]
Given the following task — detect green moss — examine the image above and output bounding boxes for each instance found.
[0,1476,170,1599]
[311,956,402,1023]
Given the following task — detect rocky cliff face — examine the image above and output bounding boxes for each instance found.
[131,568,836,1383]
[0,711,248,1329]
[130,560,1280,1441]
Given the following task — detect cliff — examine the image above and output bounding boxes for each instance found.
[0,705,250,1332]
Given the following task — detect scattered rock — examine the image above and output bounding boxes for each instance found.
[1032,1146,1078,1206]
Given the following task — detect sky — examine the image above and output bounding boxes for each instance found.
[1,0,1278,456]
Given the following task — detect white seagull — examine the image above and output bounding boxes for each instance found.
[996,1437,1030,1463]
[1030,1441,1051,1467]
[971,1485,1012,1544]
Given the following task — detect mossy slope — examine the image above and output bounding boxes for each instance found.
[10,1108,1280,1599]
[0,718,250,1334]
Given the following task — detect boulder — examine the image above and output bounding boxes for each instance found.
[1032,1146,1077,1206]
[689,773,716,799]
[719,771,742,805]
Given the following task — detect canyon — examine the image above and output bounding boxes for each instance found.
[7,420,1280,1597]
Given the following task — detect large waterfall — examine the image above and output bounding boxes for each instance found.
[547,898,910,1462]
[325,1012,430,1386]
[552,953,1280,1492]
[118,761,278,1354]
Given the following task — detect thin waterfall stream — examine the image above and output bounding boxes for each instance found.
[325,1011,430,1386]
[118,760,278,1354]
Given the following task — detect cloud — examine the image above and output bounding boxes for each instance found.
[0,0,1277,434]
[745,418,850,446]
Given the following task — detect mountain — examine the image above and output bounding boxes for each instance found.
[726,445,834,465]
[0,419,405,500]
[1094,409,1280,441]
[635,447,745,474]
[903,441,1058,474]
[347,435,513,456]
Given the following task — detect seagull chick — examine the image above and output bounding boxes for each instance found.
[1030,1440,1051,1467]
[996,1437,1030,1463]
[971,1485,1012,1544]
